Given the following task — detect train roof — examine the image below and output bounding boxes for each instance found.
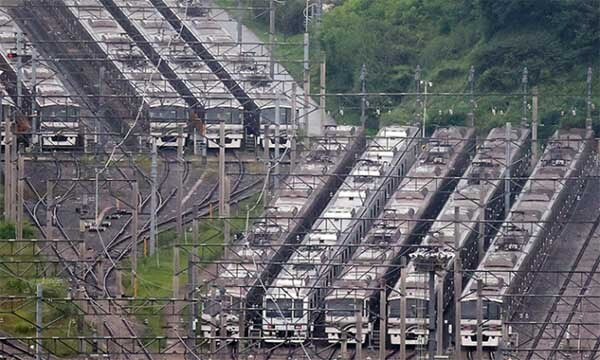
[267,126,420,300]
[0,13,81,109]
[212,126,359,300]
[67,0,188,109]
[390,126,531,300]
[461,128,592,303]
[326,127,475,301]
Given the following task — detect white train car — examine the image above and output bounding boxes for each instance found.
[66,0,189,148]
[199,125,364,341]
[159,0,300,149]
[322,127,475,344]
[262,126,421,343]
[0,13,82,149]
[105,0,245,149]
[459,129,593,348]
[387,126,531,346]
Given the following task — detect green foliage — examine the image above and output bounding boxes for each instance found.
[315,0,599,132]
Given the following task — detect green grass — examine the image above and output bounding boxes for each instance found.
[0,228,92,357]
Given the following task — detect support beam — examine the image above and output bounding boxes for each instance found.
[320,59,326,131]
[150,137,157,257]
[379,280,386,360]
[131,181,139,298]
[454,206,463,360]
[532,87,539,164]
[290,83,297,171]
[16,153,23,240]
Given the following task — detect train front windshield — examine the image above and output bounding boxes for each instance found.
[325,299,361,317]
[205,108,243,125]
[265,299,303,318]
[388,298,430,318]
[461,300,502,320]
[40,105,80,122]
[260,108,292,125]
[149,106,188,122]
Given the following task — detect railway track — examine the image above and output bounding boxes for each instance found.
[521,173,600,359]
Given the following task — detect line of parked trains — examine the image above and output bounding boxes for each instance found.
[0,0,307,150]
[200,124,595,351]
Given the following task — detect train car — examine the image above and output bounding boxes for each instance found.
[199,125,365,341]
[322,127,475,344]
[101,0,247,149]
[0,13,82,149]
[387,126,531,346]
[67,0,191,148]
[261,126,421,343]
[159,0,305,148]
[459,129,593,348]
[255,94,297,150]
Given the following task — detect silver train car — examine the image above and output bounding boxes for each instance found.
[387,126,531,346]
[160,0,302,148]
[459,129,593,348]
[0,13,82,149]
[323,127,475,344]
[67,0,191,148]
[262,126,421,343]
[200,125,365,341]
[105,0,246,149]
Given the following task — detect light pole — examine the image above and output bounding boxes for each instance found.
[410,247,453,360]
[420,80,433,138]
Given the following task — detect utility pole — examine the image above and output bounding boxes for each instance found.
[177,126,184,237]
[303,0,310,136]
[46,180,53,239]
[236,0,243,51]
[379,279,386,360]
[478,175,485,263]
[521,67,528,128]
[415,65,422,133]
[532,87,539,164]
[320,59,326,131]
[174,127,184,300]
[586,67,593,130]
[36,283,42,360]
[3,101,10,220]
[290,83,297,171]
[263,118,270,208]
[454,206,462,360]
[360,64,367,127]
[16,31,23,109]
[223,175,231,260]
[400,258,407,360]
[150,137,157,257]
[274,91,281,189]
[187,239,196,360]
[31,51,37,147]
[476,279,483,359]
[16,153,23,240]
[468,65,475,127]
[219,115,227,215]
[356,298,363,360]
[437,275,443,355]
[268,0,275,79]
[505,122,512,217]
[132,181,139,297]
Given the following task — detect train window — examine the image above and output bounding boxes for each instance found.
[265,298,294,318]
[388,298,429,318]
[261,107,291,125]
[325,299,361,317]
[461,300,502,320]
[294,299,304,318]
